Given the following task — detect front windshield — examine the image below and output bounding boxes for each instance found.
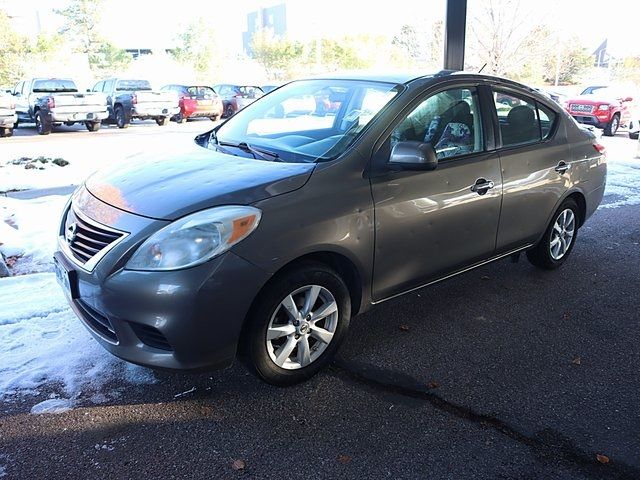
[33,79,77,93]
[213,79,400,163]
[116,80,152,91]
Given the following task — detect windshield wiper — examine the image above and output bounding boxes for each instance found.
[218,140,281,162]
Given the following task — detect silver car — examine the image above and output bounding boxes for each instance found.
[54,72,607,385]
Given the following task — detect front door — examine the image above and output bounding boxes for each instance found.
[371,86,502,301]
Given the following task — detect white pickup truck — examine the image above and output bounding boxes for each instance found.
[0,92,17,138]
[12,78,108,135]
[92,78,179,128]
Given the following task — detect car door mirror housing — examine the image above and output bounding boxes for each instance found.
[388,141,438,171]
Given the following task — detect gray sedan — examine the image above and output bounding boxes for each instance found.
[54,72,606,385]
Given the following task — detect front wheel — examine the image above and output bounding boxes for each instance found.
[603,114,619,136]
[35,111,51,135]
[85,121,101,132]
[155,116,169,126]
[241,263,351,386]
[0,127,13,138]
[173,111,186,124]
[526,198,579,270]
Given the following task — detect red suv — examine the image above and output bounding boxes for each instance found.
[564,86,634,136]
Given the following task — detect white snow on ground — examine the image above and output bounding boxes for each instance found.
[0,159,96,193]
[0,273,156,402]
[0,195,69,274]
[602,153,640,208]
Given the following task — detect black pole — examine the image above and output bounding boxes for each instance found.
[443,0,467,71]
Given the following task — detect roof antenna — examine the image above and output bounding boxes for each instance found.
[478,63,487,73]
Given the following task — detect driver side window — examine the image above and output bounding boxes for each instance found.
[392,87,484,160]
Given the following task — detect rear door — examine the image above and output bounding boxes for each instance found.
[370,84,503,301]
[490,87,569,252]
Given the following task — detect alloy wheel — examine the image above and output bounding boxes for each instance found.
[549,208,575,260]
[266,285,338,370]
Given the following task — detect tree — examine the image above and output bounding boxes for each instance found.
[0,10,29,85]
[392,25,421,60]
[172,18,223,76]
[89,42,132,75]
[250,29,304,79]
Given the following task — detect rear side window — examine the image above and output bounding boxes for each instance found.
[537,103,557,139]
[493,89,558,147]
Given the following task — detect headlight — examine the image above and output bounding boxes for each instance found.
[597,104,610,111]
[126,206,261,271]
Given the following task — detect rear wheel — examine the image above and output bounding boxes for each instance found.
[115,105,129,129]
[35,111,51,135]
[629,131,639,140]
[603,114,619,136]
[526,198,579,270]
[225,104,235,118]
[155,116,169,126]
[241,263,351,386]
[85,121,101,132]
[0,127,13,138]
[209,115,219,122]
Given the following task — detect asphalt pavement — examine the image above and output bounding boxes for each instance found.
[1,126,639,479]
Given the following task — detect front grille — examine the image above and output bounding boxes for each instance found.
[130,323,173,351]
[64,208,124,265]
[76,300,118,343]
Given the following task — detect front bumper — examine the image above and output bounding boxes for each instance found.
[55,189,270,371]
[571,114,609,129]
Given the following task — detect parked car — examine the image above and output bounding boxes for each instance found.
[0,91,17,137]
[12,78,108,135]
[564,87,634,136]
[160,85,223,123]
[54,72,606,386]
[92,78,179,128]
[213,84,264,117]
[628,117,639,140]
[533,87,567,105]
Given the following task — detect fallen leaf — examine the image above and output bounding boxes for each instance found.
[562,313,570,321]
[399,324,410,332]
[571,356,581,366]
[232,459,246,470]
[337,455,352,464]
[481,275,490,280]
[596,454,609,464]
[427,381,440,389]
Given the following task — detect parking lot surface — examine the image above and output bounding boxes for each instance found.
[0,123,639,479]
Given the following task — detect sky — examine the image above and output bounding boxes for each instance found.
[2,0,639,56]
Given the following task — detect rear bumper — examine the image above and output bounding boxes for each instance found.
[132,105,180,118]
[50,109,108,123]
[0,114,16,127]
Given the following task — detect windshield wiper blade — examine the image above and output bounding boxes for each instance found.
[219,141,281,161]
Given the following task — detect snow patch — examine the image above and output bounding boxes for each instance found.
[0,273,156,402]
[30,398,74,415]
[602,158,640,208]
[0,195,69,275]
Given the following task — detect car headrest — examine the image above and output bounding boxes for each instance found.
[507,105,535,127]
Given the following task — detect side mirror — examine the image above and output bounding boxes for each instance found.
[388,141,438,171]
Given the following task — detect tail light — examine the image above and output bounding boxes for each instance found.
[131,93,137,105]
[593,143,606,155]
[46,97,55,109]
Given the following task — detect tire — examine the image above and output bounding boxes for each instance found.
[603,114,619,136]
[85,121,101,132]
[241,262,351,386]
[174,111,186,124]
[225,104,235,118]
[115,105,129,129]
[0,127,13,138]
[526,198,579,270]
[155,116,169,126]
[629,131,639,140]
[13,119,19,129]
[210,115,219,122]
[35,111,51,135]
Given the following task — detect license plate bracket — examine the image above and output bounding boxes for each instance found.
[54,253,79,299]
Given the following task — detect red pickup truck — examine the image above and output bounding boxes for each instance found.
[564,86,634,136]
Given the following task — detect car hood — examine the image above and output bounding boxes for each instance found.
[566,95,621,105]
[85,144,315,220]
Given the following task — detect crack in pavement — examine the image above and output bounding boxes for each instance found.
[332,359,640,480]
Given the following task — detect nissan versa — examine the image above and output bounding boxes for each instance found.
[54,72,606,386]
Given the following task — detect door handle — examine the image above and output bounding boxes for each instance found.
[555,161,570,174]
[470,178,495,195]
